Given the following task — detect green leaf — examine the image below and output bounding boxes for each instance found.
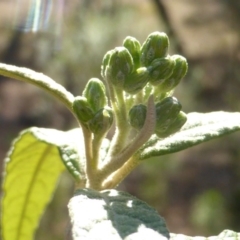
[138,112,240,160]
[170,230,240,240]
[0,63,74,112]
[1,127,84,240]
[68,188,169,240]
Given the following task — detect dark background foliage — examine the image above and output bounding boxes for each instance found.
[0,0,240,239]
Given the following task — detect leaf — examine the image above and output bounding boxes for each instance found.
[170,229,240,240]
[68,188,169,240]
[138,112,240,160]
[0,63,74,112]
[1,127,85,240]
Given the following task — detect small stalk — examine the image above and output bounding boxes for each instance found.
[105,81,130,157]
[99,95,156,184]
[80,126,95,188]
[102,156,139,189]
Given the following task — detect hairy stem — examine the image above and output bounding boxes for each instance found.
[80,126,95,188]
[99,95,156,184]
[105,82,129,157]
[102,156,139,189]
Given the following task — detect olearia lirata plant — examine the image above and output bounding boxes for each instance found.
[1,32,240,240]
[72,32,188,190]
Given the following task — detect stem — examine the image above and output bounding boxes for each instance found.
[109,88,129,153]
[0,63,74,112]
[135,90,144,104]
[99,94,156,183]
[105,80,129,157]
[102,156,139,189]
[92,133,105,167]
[80,126,95,188]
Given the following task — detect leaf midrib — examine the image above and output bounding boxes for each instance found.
[16,144,53,240]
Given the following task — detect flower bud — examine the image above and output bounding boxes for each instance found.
[83,78,107,112]
[123,67,150,94]
[123,36,141,68]
[105,47,134,88]
[140,32,169,66]
[155,111,187,138]
[155,96,182,132]
[72,96,94,123]
[101,50,114,79]
[128,104,147,130]
[148,56,175,86]
[88,107,113,135]
[156,55,188,93]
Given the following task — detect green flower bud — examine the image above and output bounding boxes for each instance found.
[83,78,107,112]
[123,36,141,68]
[72,96,94,123]
[123,67,150,94]
[156,55,188,93]
[128,104,147,131]
[155,96,182,132]
[155,111,187,138]
[140,32,169,66]
[89,107,114,135]
[106,47,134,88]
[101,50,114,79]
[148,56,175,86]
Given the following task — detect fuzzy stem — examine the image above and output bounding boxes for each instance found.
[102,156,139,189]
[91,133,106,167]
[80,126,96,188]
[105,81,129,157]
[99,94,156,184]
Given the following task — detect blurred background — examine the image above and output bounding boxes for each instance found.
[0,0,240,239]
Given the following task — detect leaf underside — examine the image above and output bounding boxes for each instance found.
[68,188,170,240]
[139,112,240,160]
[170,230,240,240]
[1,127,85,240]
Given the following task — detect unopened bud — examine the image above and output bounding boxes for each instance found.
[155,96,182,132]
[105,47,134,88]
[148,56,175,86]
[83,78,107,112]
[155,111,187,138]
[101,50,114,79]
[140,32,169,66]
[123,67,150,94]
[72,96,94,123]
[128,104,147,130]
[123,36,141,68]
[89,107,113,135]
[156,55,188,93]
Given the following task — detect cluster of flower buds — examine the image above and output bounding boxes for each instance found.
[128,97,187,138]
[102,32,187,94]
[100,31,188,139]
[72,78,113,137]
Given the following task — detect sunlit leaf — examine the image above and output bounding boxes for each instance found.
[138,112,240,160]
[68,188,169,240]
[0,63,74,112]
[1,127,84,240]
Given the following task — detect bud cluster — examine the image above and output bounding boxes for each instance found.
[73,78,113,137]
[69,32,189,189]
[101,31,188,138]
[128,97,187,138]
[102,32,187,94]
